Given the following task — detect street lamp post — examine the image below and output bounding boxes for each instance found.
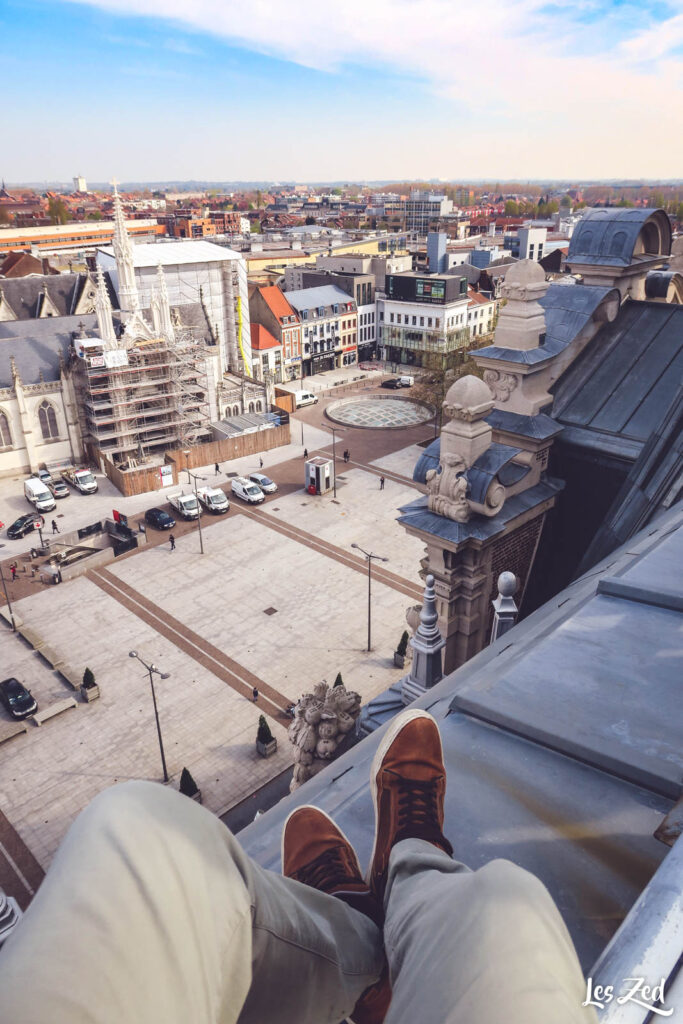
[324,425,344,499]
[183,450,206,555]
[0,564,16,631]
[129,651,170,783]
[351,543,388,652]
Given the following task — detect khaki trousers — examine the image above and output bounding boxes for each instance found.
[0,781,596,1024]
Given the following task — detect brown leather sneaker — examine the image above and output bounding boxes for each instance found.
[282,806,391,1023]
[367,709,453,900]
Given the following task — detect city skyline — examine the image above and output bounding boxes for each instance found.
[2,0,683,181]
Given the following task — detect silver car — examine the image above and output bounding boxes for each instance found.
[248,473,278,495]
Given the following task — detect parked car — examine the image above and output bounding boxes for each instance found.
[231,477,265,504]
[145,507,176,530]
[248,473,278,495]
[397,375,415,387]
[48,480,70,499]
[381,379,402,389]
[7,513,44,539]
[37,468,53,486]
[0,677,37,720]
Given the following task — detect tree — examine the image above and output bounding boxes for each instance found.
[82,667,96,688]
[305,215,316,225]
[333,673,344,688]
[87,210,103,220]
[412,356,486,434]
[48,197,68,224]
[396,631,409,657]
[504,200,519,216]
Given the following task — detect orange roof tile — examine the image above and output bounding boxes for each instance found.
[258,285,298,321]
[250,323,281,351]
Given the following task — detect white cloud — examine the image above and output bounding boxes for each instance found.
[57,0,683,175]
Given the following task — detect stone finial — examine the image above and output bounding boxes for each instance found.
[9,354,21,384]
[490,572,519,642]
[426,375,499,523]
[401,574,446,705]
[494,259,549,352]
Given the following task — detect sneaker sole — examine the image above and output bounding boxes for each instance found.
[366,709,443,886]
[281,804,363,880]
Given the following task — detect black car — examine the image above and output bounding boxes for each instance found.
[145,507,176,530]
[0,678,37,720]
[7,513,44,539]
[381,379,402,389]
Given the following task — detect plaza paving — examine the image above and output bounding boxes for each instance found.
[0,419,429,875]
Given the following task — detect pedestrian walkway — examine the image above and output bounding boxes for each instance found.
[89,567,292,721]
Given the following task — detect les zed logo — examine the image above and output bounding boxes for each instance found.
[583,977,673,1016]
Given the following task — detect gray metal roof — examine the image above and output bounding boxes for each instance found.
[487,408,563,441]
[0,314,96,386]
[552,300,683,457]
[0,271,117,320]
[239,503,683,972]
[283,284,356,312]
[475,282,618,366]
[566,207,671,267]
[397,479,563,545]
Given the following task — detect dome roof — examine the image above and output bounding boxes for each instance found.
[567,208,671,267]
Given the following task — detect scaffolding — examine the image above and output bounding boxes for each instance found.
[73,330,213,469]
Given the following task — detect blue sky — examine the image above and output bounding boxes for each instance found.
[1,0,681,183]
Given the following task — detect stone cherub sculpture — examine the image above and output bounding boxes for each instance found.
[288,680,361,791]
[426,452,470,522]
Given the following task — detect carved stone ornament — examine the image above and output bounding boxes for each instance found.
[483,369,519,403]
[426,452,470,522]
[288,680,361,791]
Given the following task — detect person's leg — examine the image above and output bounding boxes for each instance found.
[367,710,596,1024]
[0,781,383,1024]
[383,841,595,1024]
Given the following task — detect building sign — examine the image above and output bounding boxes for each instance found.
[89,355,105,368]
[416,278,445,300]
[159,465,174,488]
[104,350,129,368]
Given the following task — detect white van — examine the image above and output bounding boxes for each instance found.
[25,477,56,513]
[397,375,414,387]
[293,391,318,409]
[231,477,265,504]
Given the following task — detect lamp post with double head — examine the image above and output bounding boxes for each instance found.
[129,651,170,783]
[351,543,388,652]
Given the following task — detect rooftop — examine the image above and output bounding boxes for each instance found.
[283,284,356,311]
[239,502,683,972]
[99,239,242,267]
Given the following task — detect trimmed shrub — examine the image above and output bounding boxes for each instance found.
[396,631,409,657]
[179,767,199,797]
[82,667,96,689]
[257,715,274,745]
[333,673,344,688]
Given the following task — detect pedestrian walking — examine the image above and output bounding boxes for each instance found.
[51,519,59,534]
[379,475,385,490]
[303,448,308,460]
[252,687,259,702]
[169,534,176,551]
[259,456,264,469]
[10,562,17,582]
[214,463,220,475]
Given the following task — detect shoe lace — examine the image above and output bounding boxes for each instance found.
[293,845,359,892]
[390,773,450,849]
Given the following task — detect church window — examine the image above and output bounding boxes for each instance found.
[38,401,59,440]
[0,410,11,447]
[255,401,262,412]
[248,402,255,413]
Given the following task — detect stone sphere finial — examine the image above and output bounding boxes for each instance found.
[504,259,546,286]
[426,574,434,587]
[443,374,494,422]
[497,571,518,597]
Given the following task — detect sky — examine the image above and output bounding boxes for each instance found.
[1,0,682,183]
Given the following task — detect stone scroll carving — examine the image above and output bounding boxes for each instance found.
[483,369,519,403]
[426,453,470,522]
[288,680,361,791]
